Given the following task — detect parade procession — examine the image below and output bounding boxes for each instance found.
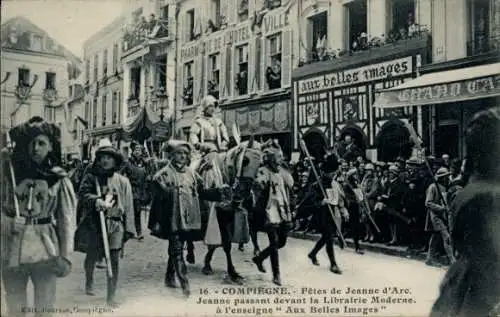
[1,1,500,317]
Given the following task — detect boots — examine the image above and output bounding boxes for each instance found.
[107,277,119,308]
[84,255,96,296]
[270,250,281,286]
[174,256,190,297]
[165,257,177,288]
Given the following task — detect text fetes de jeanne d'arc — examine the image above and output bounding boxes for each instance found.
[180,9,289,61]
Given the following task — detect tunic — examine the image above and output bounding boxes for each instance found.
[189,116,229,152]
[1,165,76,268]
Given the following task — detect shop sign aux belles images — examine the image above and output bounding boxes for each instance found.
[298,57,413,94]
[395,75,500,105]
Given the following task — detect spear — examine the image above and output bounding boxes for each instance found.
[6,132,20,218]
[299,138,346,248]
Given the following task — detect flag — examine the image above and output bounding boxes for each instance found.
[404,120,423,150]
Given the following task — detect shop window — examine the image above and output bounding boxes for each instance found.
[45,72,56,90]
[102,94,107,126]
[309,11,328,62]
[93,53,98,82]
[183,62,194,106]
[467,0,495,55]
[238,0,249,22]
[31,34,44,51]
[390,0,416,40]
[235,45,248,96]
[103,49,108,78]
[186,9,195,41]
[265,34,282,90]
[207,54,220,99]
[345,0,368,52]
[18,68,30,87]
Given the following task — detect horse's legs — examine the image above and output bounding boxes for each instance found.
[222,232,244,284]
[202,246,216,275]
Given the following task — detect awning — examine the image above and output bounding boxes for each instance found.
[374,63,500,108]
[122,106,172,142]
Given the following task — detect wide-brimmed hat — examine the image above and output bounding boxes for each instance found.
[406,157,420,165]
[365,163,375,170]
[388,164,399,174]
[163,140,193,154]
[435,167,450,180]
[95,138,123,166]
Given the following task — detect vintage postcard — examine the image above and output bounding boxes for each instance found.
[1,0,499,316]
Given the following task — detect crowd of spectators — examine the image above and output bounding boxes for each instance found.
[289,134,467,267]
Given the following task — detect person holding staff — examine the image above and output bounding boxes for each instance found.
[77,138,135,307]
[1,116,76,317]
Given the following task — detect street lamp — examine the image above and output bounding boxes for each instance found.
[153,85,169,121]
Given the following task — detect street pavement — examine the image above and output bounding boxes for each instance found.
[2,233,446,317]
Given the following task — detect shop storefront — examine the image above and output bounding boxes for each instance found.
[222,92,292,157]
[374,55,500,159]
[292,37,430,161]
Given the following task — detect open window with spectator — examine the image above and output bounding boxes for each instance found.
[207,53,220,99]
[130,67,141,101]
[186,9,195,41]
[183,61,194,105]
[18,68,30,87]
[235,44,248,96]
[467,0,497,55]
[308,11,328,62]
[345,0,367,51]
[389,0,416,40]
[265,33,282,90]
[238,0,249,22]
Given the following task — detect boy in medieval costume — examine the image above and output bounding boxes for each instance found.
[77,138,135,307]
[1,116,76,317]
[307,153,348,274]
[148,140,230,297]
[251,140,295,286]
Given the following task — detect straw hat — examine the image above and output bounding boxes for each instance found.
[95,138,123,166]
[434,167,450,180]
[163,140,193,154]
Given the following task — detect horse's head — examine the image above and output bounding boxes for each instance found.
[226,136,264,199]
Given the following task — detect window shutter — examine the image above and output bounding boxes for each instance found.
[249,37,261,92]
[224,44,232,97]
[178,61,184,106]
[117,91,121,123]
[281,29,292,88]
[193,57,200,104]
[260,37,267,90]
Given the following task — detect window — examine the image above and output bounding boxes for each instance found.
[187,9,195,41]
[112,43,118,73]
[130,67,141,99]
[345,0,367,51]
[85,59,90,83]
[32,34,44,51]
[161,5,169,19]
[183,62,194,105]
[69,85,73,98]
[211,0,221,25]
[467,0,494,55]
[208,54,220,98]
[112,92,118,124]
[44,106,56,122]
[102,94,107,126]
[84,101,90,122]
[103,49,108,77]
[18,68,30,87]
[265,34,282,90]
[92,97,98,128]
[391,0,416,39]
[238,0,249,22]
[309,12,328,62]
[45,72,56,90]
[235,45,248,95]
[93,53,98,82]
[156,56,167,92]
[116,91,121,123]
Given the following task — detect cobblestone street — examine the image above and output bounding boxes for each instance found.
[2,233,446,317]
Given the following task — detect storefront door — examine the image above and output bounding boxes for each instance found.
[435,121,460,159]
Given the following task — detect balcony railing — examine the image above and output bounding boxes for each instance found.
[467,35,500,56]
[123,17,170,52]
[299,26,431,67]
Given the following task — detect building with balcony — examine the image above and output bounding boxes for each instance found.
[83,15,126,154]
[176,0,297,156]
[1,16,81,157]
[292,0,499,162]
[121,0,175,146]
